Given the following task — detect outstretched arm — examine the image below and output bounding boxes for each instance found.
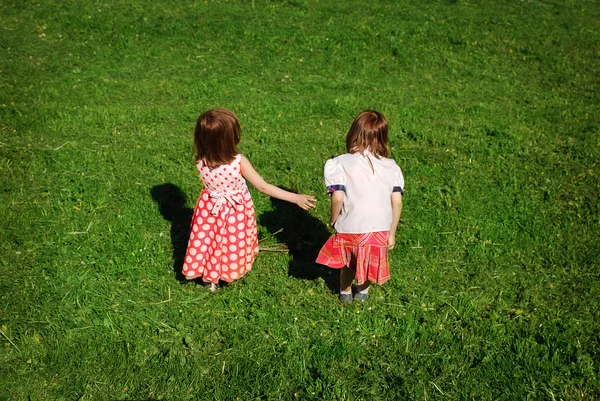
[329,191,344,227]
[240,155,316,210]
[388,192,403,249]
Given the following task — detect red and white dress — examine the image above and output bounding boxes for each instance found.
[182,154,259,283]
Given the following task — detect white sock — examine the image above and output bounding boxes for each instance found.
[358,287,369,294]
[340,289,352,295]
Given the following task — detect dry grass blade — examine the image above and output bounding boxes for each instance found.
[258,228,284,243]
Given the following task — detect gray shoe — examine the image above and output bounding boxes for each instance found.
[353,292,369,302]
[339,293,353,304]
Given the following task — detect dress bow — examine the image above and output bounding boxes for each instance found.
[209,190,244,216]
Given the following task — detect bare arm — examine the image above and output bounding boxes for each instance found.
[240,155,316,210]
[388,192,403,249]
[329,191,344,227]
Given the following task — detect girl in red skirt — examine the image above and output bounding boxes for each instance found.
[182,108,316,290]
[316,110,404,303]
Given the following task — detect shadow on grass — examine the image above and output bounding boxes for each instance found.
[150,183,192,282]
[260,194,339,294]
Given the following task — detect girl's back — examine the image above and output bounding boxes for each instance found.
[326,152,403,234]
[199,154,246,194]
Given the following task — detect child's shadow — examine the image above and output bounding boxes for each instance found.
[260,194,338,293]
[150,183,193,282]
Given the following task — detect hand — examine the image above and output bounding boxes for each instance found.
[296,194,317,210]
[387,234,395,250]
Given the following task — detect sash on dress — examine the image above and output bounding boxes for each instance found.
[209,189,245,216]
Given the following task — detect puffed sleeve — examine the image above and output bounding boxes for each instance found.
[392,164,404,196]
[324,158,346,195]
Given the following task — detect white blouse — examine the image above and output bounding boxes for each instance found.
[324,152,404,234]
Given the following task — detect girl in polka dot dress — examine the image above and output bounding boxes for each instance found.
[183,108,316,290]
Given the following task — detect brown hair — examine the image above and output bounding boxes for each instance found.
[194,108,241,168]
[345,110,390,158]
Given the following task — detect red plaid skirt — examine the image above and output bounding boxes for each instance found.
[316,231,390,285]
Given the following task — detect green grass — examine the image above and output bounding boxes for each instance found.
[1,0,599,399]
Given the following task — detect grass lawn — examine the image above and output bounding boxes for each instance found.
[1,0,599,399]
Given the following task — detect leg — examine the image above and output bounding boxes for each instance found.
[338,267,355,304]
[356,280,370,293]
[353,280,371,302]
[340,267,356,293]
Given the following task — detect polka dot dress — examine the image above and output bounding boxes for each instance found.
[182,154,259,283]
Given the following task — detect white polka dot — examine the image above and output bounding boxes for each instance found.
[203,193,209,201]
[196,217,202,225]
[239,240,246,247]
[193,240,201,247]
[230,262,238,270]
[229,244,237,252]
[201,210,208,218]
[238,231,245,239]
[222,255,228,263]
[190,248,197,256]
[230,253,238,261]
[228,216,236,224]
[195,254,203,261]
[198,200,204,208]
[198,232,206,239]
[217,219,223,227]
[216,235,222,242]
[222,264,229,272]
[210,271,218,278]
[237,213,244,221]
[186,271,195,277]
[185,256,192,263]
[239,248,246,257]
[230,271,239,279]
[228,226,236,234]
[209,231,215,238]
[211,256,217,265]
[215,250,222,257]
[193,225,199,232]
[237,222,245,230]
[202,224,210,231]
[192,262,198,269]
[229,235,237,243]
[204,237,211,245]
[201,244,208,252]
[207,216,216,224]
[222,274,230,281]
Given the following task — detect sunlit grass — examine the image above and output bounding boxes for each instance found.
[1,0,599,399]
